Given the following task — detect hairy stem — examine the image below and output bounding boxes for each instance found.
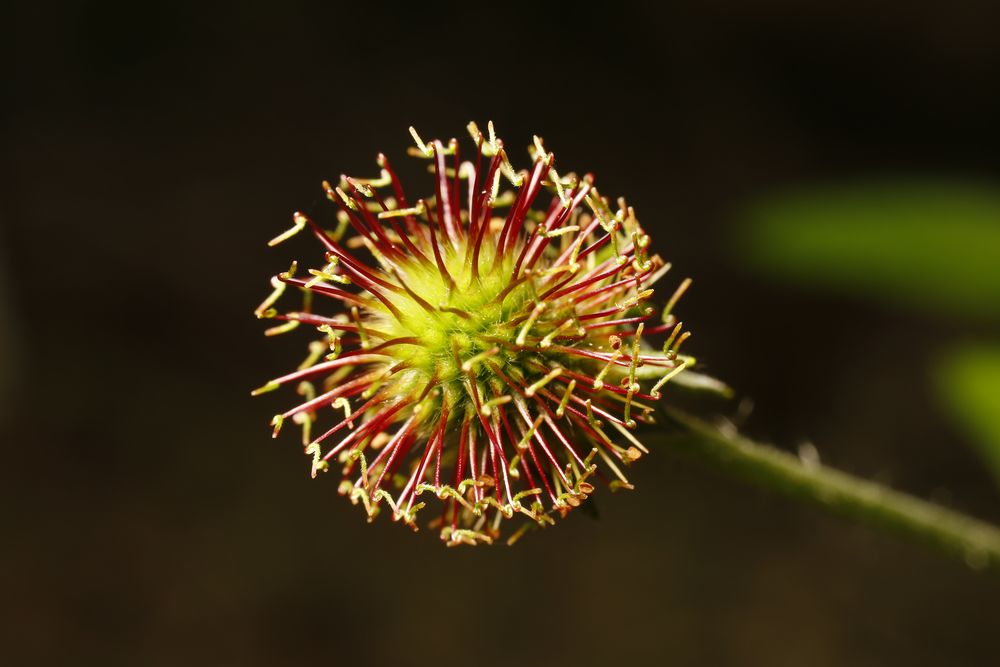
[664,409,1000,572]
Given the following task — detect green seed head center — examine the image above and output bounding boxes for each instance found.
[370,242,532,390]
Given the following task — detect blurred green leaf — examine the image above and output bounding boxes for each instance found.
[935,345,1000,485]
[740,182,1000,319]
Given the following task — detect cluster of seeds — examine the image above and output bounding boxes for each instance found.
[254,122,694,545]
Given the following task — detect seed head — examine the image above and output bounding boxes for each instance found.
[254,122,695,546]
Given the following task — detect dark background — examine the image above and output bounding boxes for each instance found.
[5,1,1000,665]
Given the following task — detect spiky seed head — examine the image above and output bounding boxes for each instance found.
[254,122,695,546]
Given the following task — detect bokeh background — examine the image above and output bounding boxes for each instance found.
[5,2,1000,665]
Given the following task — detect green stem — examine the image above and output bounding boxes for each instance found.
[665,409,1000,572]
